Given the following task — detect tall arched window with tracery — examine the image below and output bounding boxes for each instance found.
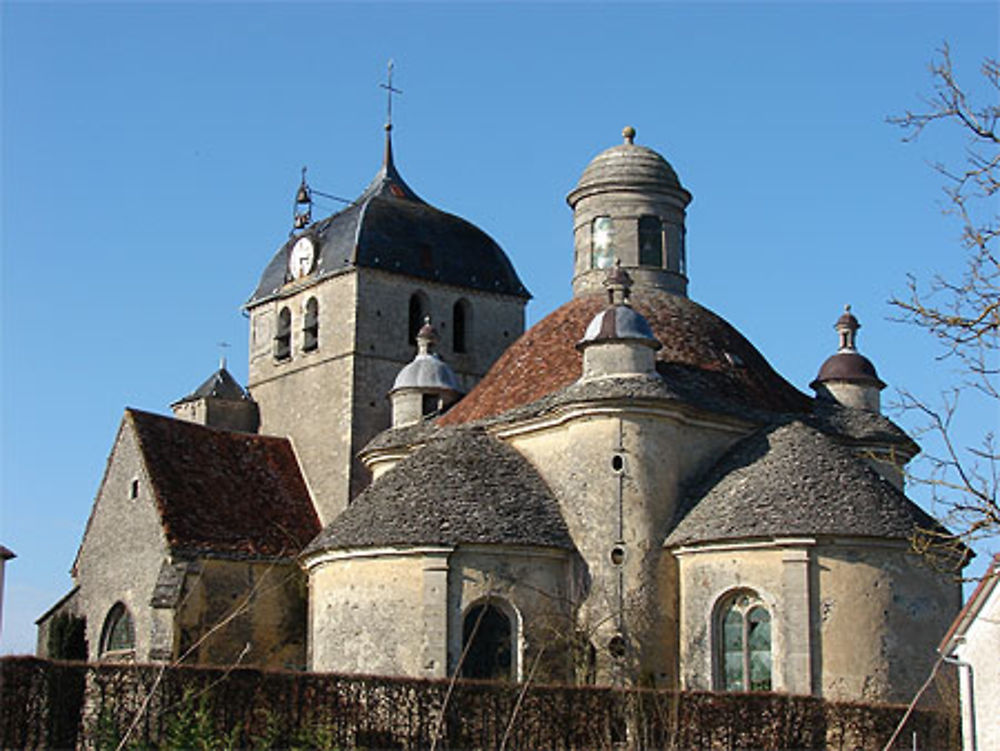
[461,601,513,680]
[717,590,772,691]
[100,602,135,658]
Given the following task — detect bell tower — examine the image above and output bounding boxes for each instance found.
[244,127,529,524]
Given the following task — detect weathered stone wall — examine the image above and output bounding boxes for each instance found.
[306,545,573,682]
[174,558,307,670]
[248,272,358,525]
[506,407,747,684]
[67,418,174,663]
[814,542,960,703]
[674,539,961,703]
[447,546,575,684]
[306,551,428,676]
[248,268,525,523]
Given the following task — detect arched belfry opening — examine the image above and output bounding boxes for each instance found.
[408,292,428,345]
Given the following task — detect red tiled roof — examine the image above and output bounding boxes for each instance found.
[127,409,320,558]
[440,290,810,425]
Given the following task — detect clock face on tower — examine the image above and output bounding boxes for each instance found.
[289,235,316,280]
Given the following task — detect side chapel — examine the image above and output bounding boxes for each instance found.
[37,122,962,703]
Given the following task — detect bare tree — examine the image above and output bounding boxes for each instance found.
[888,43,999,564]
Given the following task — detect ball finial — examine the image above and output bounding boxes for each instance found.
[622,126,636,144]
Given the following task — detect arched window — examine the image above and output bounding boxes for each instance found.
[100,602,134,657]
[274,307,292,361]
[718,591,771,691]
[591,216,615,269]
[638,215,663,267]
[303,297,319,352]
[452,299,469,354]
[408,292,427,345]
[461,602,513,680]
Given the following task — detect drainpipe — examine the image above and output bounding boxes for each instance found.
[941,652,976,751]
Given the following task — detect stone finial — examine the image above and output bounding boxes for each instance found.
[603,260,633,306]
[622,126,636,145]
[416,316,437,355]
[835,304,860,351]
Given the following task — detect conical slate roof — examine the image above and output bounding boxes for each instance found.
[247,132,529,305]
[304,430,574,554]
[665,421,946,547]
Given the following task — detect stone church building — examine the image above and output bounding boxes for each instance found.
[37,125,961,703]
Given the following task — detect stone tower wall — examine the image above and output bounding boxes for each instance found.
[248,268,525,523]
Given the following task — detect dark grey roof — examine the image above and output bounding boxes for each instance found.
[247,134,529,305]
[665,421,947,547]
[172,366,253,406]
[305,430,574,554]
[804,401,916,453]
[811,351,886,389]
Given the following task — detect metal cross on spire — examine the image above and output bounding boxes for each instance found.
[380,59,402,130]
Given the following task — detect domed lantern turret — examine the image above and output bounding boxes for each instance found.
[811,305,886,413]
[576,263,661,380]
[567,126,693,298]
[390,319,462,427]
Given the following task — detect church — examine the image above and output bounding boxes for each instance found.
[36,123,962,703]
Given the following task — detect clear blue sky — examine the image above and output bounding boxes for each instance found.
[2,2,997,654]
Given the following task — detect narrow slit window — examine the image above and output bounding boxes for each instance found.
[408,293,427,345]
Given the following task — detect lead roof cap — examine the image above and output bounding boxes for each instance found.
[577,264,661,350]
[247,128,530,305]
[567,126,691,206]
[391,318,461,394]
[811,305,886,390]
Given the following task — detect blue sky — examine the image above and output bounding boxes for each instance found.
[2,2,997,654]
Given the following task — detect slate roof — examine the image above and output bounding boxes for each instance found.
[665,421,946,547]
[440,290,811,425]
[172,365,254,405]
[247,133,529,305]
[127,409,320,558]
[305,430,574,554]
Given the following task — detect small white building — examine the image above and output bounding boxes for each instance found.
[940,555,1000,751]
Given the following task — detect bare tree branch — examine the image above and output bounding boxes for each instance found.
[888,43,1000,563]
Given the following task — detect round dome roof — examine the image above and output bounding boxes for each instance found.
[439,289,810,425]
[392,353,461,393]
[567,127,689,205]
[812,352,885,389]
[303,431,574,553]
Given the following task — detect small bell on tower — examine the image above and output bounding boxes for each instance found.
[292,166,313,233]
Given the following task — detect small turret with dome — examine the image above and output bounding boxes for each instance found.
[567,126,693,298]
[811,305,886,412]
[577,262,661,380]
[390,318,462,427]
